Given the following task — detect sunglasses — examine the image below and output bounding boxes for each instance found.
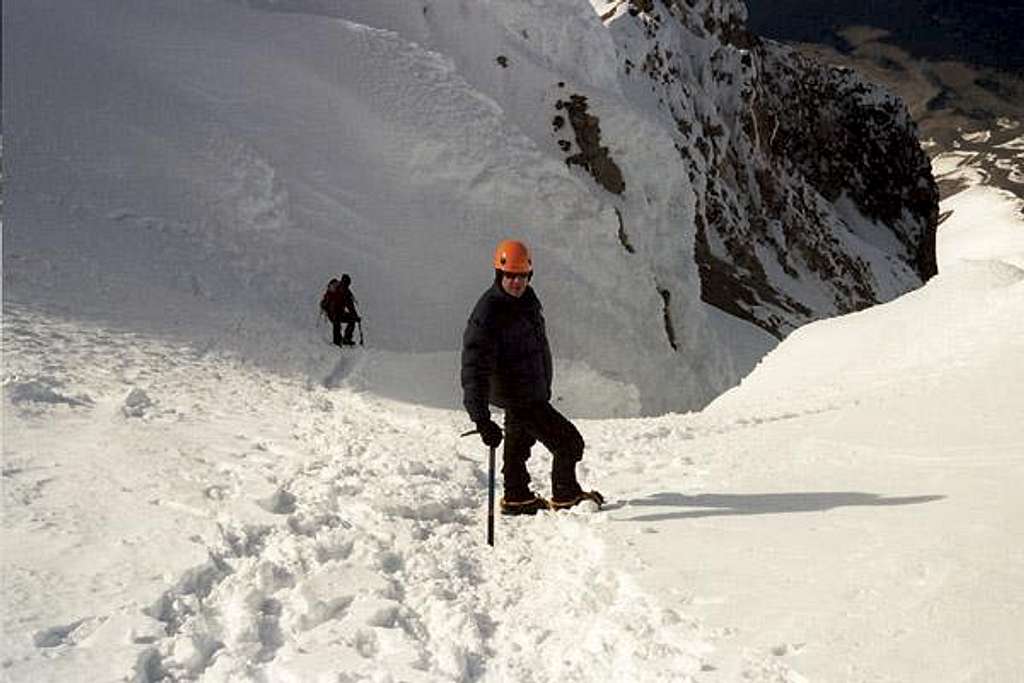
[502,271,532,281]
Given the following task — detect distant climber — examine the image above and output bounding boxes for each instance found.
[320,274,361,346]
[461,239,603,515]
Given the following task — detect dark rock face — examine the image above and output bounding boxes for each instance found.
[694,43,939,337]
[556,95,626,195]
[757,50,939,280]
[717,46,936,337]
[610,0,939,339]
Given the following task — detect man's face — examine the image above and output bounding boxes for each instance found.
[501,271,530,298]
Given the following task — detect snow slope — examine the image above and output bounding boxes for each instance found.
[664,183,1024,681]
[5,0,937,416]
[2,306,716,682]
[4,0,1021,681]
[4,177,1023,681]
[2,0,762,416]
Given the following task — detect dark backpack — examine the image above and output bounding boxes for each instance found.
[320,279,339,313]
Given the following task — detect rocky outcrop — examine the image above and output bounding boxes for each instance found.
[606,0,939,338]
[756,48,939,280]
[556,93,626,195]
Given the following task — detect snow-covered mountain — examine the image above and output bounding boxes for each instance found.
[5,2,1024,681]
[4,0,936,414]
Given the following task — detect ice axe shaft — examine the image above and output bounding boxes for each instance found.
[461,429,496,547]
[486,445,495,546]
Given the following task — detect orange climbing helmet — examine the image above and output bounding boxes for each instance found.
[493,239,532,273]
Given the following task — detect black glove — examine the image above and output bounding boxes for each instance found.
[476,419,503,448]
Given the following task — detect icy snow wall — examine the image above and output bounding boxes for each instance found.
[3,0,936,415]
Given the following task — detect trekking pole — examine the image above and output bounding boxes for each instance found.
[357,320,364,346]
[461,429,496,547]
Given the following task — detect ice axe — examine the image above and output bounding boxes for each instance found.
[461,428,496,547]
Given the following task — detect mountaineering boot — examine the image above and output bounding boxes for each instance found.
[550,457,602,510]
[549,489,605,511]
[500,491,549,516]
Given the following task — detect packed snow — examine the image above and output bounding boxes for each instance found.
[5,180,1023,680]
[4,0,1024,682]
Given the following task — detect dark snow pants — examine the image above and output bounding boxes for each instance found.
[331,314,358,346]
[502,401,584,500]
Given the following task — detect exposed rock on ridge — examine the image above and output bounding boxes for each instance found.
[556,94,626,194]
[604,0,939,338]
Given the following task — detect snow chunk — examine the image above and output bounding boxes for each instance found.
[256,488,298,515]
[5,377,93,408]
[122,388,155,418]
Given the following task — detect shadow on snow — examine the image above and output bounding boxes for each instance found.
[620,491,946,522]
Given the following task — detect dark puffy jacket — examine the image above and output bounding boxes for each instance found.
[320,286,357,322]
[461,282,553,423]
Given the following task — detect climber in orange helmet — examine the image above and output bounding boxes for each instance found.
[460,239,603,514]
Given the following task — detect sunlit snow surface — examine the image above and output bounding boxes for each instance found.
[5,171,1024,682]
[3,0,776,418]
[5,2,1024,682]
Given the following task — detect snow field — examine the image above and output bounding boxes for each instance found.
[2,304,717,682]
[4,0,1024,680]
[5,190,1022,680]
